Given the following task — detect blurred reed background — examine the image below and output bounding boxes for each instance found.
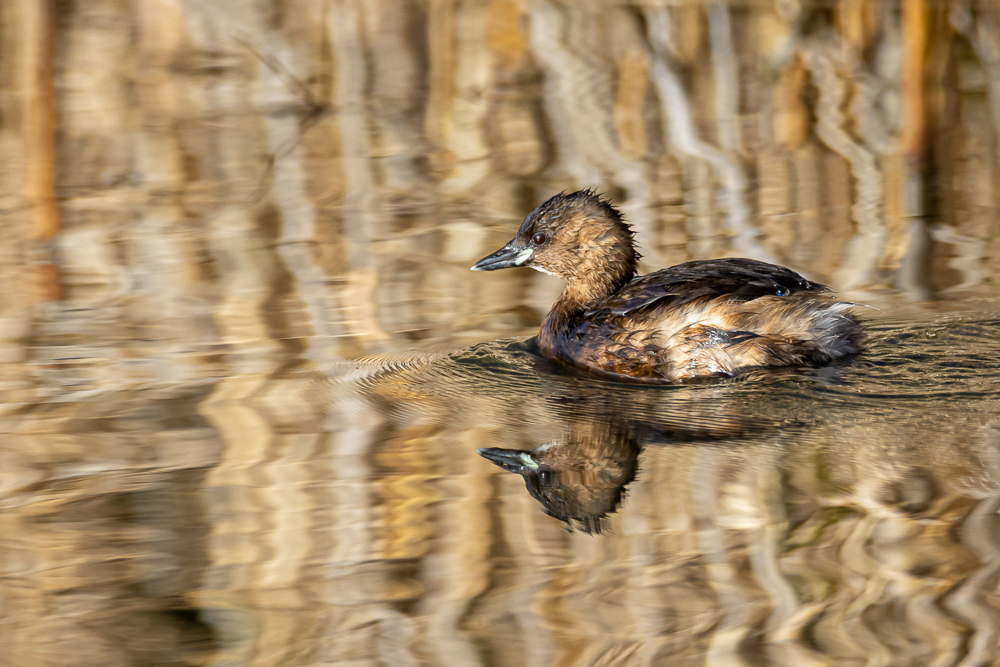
[3,0,1000,369]
[1,1,1000,666]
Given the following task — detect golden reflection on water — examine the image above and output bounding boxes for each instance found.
[3,0,1000,665]
[7,322,1000,665]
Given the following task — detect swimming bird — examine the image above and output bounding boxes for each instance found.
[471,190,864,382]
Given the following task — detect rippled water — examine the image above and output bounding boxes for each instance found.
[5,303,1000,666]
[7,0,1000,664]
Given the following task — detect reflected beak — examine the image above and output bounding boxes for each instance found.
[471,241,532,271]
[477,448,538,472]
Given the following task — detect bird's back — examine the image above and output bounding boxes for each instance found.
[556,259,864,382]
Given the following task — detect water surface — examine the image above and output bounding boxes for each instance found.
[4,303,1000,666]
[5,1,1000,665]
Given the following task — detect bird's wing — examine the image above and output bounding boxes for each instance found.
[587,258,828,318]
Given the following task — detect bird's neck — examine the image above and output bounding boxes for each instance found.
[540,261,636,350]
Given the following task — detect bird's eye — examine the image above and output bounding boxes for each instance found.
[532,232,547,246]
[538,470,553,486]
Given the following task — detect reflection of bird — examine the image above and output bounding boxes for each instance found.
[348,330,789,533]
[472,190,865,382]
[477,389,770,534]
[478,418,640,535]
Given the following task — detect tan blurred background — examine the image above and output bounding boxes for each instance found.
[3,1,1000,666]
[3,0,1000,374]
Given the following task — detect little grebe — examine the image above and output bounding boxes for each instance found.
[471,190,864,382]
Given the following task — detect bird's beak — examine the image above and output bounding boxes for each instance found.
[471,241,532,271]
[477,447,538,472]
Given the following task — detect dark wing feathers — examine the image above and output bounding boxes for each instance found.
[588,258,827,318]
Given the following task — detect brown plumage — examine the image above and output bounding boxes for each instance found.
[472,190,865,383]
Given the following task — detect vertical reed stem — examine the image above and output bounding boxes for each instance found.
[897,0,930,296]
[25,0,60,302]
[901,0,928,181]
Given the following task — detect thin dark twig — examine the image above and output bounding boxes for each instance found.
[233,32,322,108]
[233,33,334,203]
